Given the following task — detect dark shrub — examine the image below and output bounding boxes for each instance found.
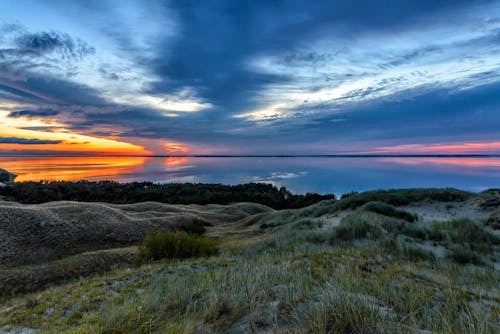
[446,245,484,265]
[182,218,210,235]
[139,230,218,260]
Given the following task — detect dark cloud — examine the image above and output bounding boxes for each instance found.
[98,66,120,80]
[286,81,500,145]
[144,0,495,118]
[15,31,95,58]
[0,76,109,106]
[0,24,95,82]
[8,108,60,118]
[0,137,62,144]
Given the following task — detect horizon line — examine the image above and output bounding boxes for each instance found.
[1,154,500,158]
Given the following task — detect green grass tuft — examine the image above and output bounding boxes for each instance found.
[360,201,418,222]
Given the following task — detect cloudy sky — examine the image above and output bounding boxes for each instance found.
[0,0,499,155]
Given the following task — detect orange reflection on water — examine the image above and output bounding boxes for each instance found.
[0,156,149,182]
[164,157,191,166]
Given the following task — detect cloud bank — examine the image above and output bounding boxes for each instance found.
[0,0,499,154]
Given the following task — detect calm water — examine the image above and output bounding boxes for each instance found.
[0,156,499,195]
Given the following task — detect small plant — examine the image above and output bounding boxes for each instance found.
[183,218,210,235]
[138,230,218,260]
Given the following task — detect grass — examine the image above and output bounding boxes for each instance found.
[0,247,136,301]
[0,188,498,333]
[2,249,497,333]
[396,241,436,262]
[331,213,385,241]
[330,210,425,242]
[304,285,384,333]
[427,218,499,254]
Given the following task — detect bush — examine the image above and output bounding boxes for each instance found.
[138,230,218,260]
[182,219,210,236]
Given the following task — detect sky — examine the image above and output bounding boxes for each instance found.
[0,0,499,155]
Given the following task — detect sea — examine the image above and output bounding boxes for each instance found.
[0,156,499,196]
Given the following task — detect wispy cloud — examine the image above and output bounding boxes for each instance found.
[239,4,500,121]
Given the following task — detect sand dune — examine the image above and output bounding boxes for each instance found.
[0,200,272,267]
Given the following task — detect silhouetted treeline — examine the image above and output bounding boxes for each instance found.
[0,181,335,209]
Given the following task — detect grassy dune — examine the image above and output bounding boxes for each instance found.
[0,188,499,333]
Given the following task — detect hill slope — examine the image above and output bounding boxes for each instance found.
[0,188,499,333]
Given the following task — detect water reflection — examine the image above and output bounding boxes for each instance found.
[0,156,498,194]
[0,156,147,182]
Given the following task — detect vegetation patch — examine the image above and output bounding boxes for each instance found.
[446,244,486,265]
[486,210,500,230]
[332,213,385,241]
[428,218,499,253]
[0,181,335,209]
[395,241,436,262]
[138,230,219,260]
[0,187,498,333]
[334,188,471,210]
[360,201,417,222]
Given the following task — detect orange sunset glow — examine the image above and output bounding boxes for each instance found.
[0,110,149,155]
